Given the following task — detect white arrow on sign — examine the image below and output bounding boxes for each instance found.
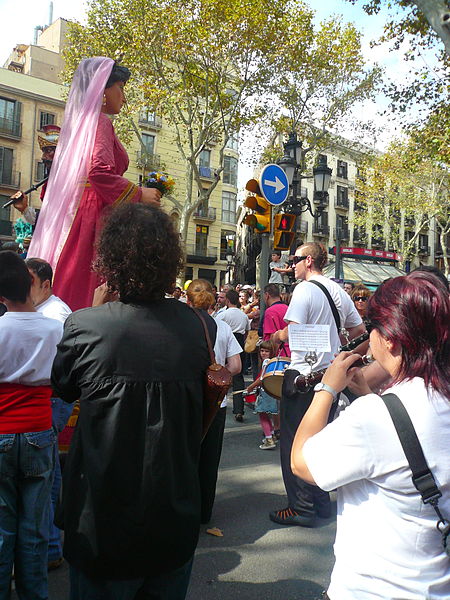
[263,176,285,194]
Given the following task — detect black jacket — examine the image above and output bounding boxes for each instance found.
[52,300,216,579]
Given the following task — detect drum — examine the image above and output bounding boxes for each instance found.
[262,357,291,400]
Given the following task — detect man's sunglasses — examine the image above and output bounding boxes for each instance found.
[292,255,308,265]
[354,296,368,302]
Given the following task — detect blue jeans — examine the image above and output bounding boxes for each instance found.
[69,557,194,600]
[48,399,73,562]
[0,429,55,600]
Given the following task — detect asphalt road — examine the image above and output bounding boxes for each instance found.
[13,395,336,600]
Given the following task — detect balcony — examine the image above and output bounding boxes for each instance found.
[313,191,329,209]
[136,151,161,171]
[199,166,217,180]
[0,170,21,188]
[335,197,349,210]
[334,226,349,241]
[371,238,384,249]
[0,117,22,139]
[418,245,430,256]
[186,243,217,265]
[138,114,162,129]
[193,206,216,222]
[312,224,330,236]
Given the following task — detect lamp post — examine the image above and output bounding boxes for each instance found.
[226,250,234,282]
[277,131,332,243]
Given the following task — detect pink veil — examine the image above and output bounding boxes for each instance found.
[28,57,114,268]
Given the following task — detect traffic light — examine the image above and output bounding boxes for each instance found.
[242,179,271,233]
[273,213,296,251]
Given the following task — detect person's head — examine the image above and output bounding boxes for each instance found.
[259,340,277,361]
[410,265,449,292]
[217,290,226,307]
[225,289,239,308]
[186,279,216,310]
[0,251,32,306]
[172,286,182,300]
[264,283,281,305]
[212,284,218,295]
[239,290,249,306]
[25,258,53,306]
[235,283,242,292]
[293,242,327,280]
[280,291,292,305]
[37,124,61,170]
[221,283,234,293]
[102,63,131,115]
[94,203,183,303]
[1,241,20,254]
[343,282,354,295]
[271,250,281,262]
[367,273,450,397]
[351,284,371,318]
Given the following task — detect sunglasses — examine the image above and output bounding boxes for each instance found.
[354,296,368,302]
[292,255,308,265]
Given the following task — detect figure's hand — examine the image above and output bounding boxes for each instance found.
[10,191,28,213]
[321,352,363,394]
[347,367,372,396]
[92,283,119,307]
[141,187,162,207]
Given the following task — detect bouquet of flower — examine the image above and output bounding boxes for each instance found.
[144,171,175,196]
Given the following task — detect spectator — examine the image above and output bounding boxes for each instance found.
[343,282,354,295]
[51,204,213,599]
[351,284,371,325]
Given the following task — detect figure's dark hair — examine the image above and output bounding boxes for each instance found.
[367,273,450,398]
[300,242,328,270]
[410,265,449,291]
[264,283,280,298]
[94,204,184,303]
[259,339,276,358]
[0,251,31,303]
[25,257,53,284]
[225,289,239,306]
[105,63,131,88]
[271,250,281,257]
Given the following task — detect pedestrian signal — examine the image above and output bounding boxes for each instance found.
[243,179,271,233]
[273,213,296,251]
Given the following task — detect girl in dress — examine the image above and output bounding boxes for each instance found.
[246,341,279,450]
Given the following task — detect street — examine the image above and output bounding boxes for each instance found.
[14,401,336,600]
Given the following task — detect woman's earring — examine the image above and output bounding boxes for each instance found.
[102,95,107,106]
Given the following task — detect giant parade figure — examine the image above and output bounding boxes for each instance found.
[25,57,161,310]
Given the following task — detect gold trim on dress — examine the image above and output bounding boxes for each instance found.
[113,181,139,206]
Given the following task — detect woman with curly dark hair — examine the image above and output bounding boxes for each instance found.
[51,203,214,599]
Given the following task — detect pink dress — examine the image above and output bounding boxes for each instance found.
[52,113,141,311]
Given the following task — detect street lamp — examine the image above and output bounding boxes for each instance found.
[226,250,234,282]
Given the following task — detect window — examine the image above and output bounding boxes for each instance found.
[337,160,348,179]
[0,146,13,185]
[225,134,239,152]
[419,234,429,251]
[139,110,161,127]
[0,197,13,235]
[39,112,55,129]
[223,155,238,187]
[222,191,236,224]
[336,185,349,207]
[220,230,235,260]
[195,225,209,256]
[141,133,155,155]
[0,98,21,136]
[199,149,211,168]
[36,161,46,180]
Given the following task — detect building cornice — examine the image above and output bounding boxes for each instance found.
[0,83,65,107]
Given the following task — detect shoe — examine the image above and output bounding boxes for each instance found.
[259,437,276,450]
[48,557,64,571]
[273,429,281,440]
[269,507,315,527]
[234,413,243,422]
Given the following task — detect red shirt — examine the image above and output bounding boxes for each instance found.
[263,302,291,356]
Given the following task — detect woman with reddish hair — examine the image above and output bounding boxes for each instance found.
[291,272,450,599]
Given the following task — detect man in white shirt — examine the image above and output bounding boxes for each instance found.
[271,242,365,527]
[25,257,72,570]
[215,289,250,421]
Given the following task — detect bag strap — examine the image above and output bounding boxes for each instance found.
[191,307,216,365]
[381,393,450,556]
[308,280,341,334]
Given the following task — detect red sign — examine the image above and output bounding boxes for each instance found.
[332,247,401,262]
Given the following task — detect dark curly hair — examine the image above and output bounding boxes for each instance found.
[94,203,184,303]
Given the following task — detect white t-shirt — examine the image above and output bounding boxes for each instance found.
[284,274,361,373]
[303,378,450,600]
[214,319,243,408]
[35,294,72,324]
[216,307,250,335]
[0,312,63,385]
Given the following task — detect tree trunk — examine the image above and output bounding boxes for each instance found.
[414,0,450,57]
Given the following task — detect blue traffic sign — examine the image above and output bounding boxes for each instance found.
[259,164,289,206]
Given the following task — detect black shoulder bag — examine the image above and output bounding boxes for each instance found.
[382,393,450,558]
[308,279,341,336]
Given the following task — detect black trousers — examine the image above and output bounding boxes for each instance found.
[279,370,330,516]
[232,332,245,415]
[198,407,227,523]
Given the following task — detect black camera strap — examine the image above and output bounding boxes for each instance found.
[382,393,450,558]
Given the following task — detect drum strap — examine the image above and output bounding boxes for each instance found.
[308,280,340,335]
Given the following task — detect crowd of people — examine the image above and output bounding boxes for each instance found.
[0,54,449,600]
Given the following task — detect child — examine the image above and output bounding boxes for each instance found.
[246,341,279,450]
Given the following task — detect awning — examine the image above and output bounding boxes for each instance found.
[323,258,405,289]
